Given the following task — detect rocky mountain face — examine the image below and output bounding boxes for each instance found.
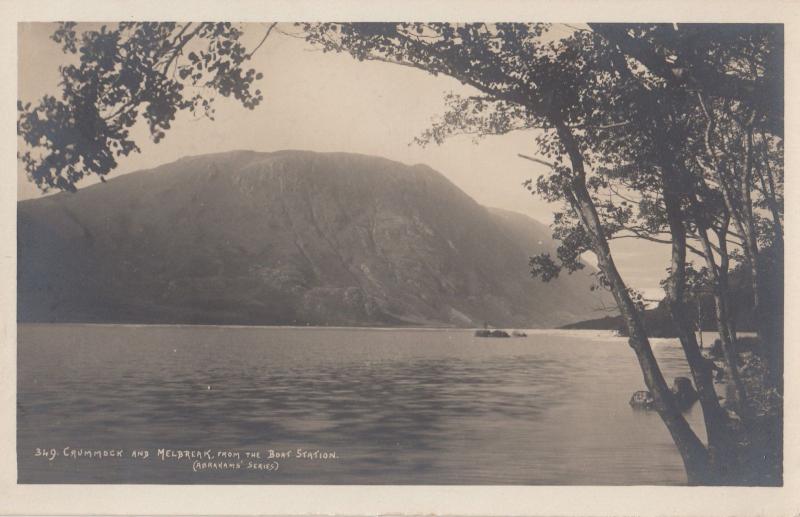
[18,150,609,327]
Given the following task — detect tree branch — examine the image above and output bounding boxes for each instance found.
[517,153,554,168]
[246,22,278,59]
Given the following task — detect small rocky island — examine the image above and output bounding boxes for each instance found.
[474,329,528,338]
[475,329,511,338]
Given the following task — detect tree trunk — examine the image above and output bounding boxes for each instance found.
[755,146,785,388]
[756,135,783,248]
[681,168,749,418]
[741,129,778,383]
[573,182,713,482]
[696,225,749,417]
[743,233,780,388]
[659,163,737,476]
[553,120,714,483]
[698,103,776,385]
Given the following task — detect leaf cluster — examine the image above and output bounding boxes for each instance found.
[18,22,268,192]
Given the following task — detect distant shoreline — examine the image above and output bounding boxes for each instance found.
[16,321,614,333]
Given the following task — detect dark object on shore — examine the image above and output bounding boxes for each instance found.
[511,330,527,337]
[475,329,511,338]
[672,377,699,410]
[629,390,655,410]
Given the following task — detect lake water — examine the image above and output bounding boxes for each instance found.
[17,324,710,485]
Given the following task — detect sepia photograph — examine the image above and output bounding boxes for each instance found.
[3,2,796,514]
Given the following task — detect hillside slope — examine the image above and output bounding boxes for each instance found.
[18,150,609,327]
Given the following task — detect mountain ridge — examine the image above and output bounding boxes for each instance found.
[18,150,610,327]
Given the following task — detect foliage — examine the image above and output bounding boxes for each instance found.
[18,22,273,192]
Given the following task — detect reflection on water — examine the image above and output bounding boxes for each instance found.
[17,325,707,484]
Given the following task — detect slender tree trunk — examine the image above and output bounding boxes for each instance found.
[572,181,713,482]
[742,128,772,359]
[739,213,780,390]
[697,304,703,348]
[716,228,736,342]
[659,163,737,477]
[696,95,777,386]
[744,139,783,391]
[552,120,713,483]
[682,169,749,416]
[756,136,783,248]
[696,224,749,417]
[754,152,786,390]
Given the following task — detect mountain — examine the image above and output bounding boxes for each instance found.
[18,150,610,327]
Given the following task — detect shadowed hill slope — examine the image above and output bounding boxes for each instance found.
[18,150,610,327]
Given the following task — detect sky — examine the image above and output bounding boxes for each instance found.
[17,22,671,301]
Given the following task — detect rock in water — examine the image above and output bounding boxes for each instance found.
[629,390,655,410]
[474,329,511,338]
[672,377,698,410]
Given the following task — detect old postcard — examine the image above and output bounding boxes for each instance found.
[1,0,798,515]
